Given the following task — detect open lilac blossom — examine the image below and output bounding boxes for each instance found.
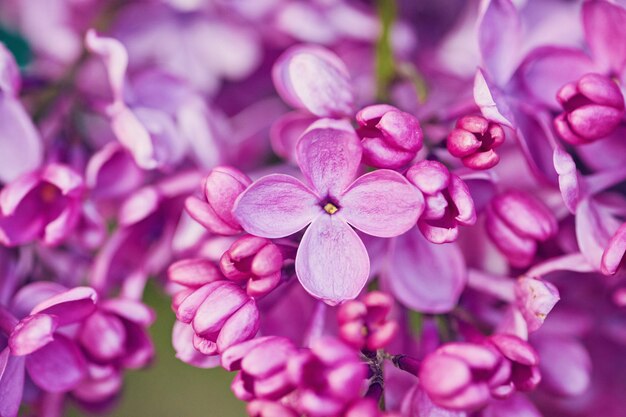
[0,164,84,247]
[234,123,423,304]
[356,104,423,169]
[406,160,476,244]
[447,115,505,170]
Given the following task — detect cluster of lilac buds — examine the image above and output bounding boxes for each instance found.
[2,0,626,416]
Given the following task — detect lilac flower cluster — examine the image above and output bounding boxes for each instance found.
[1,0,626,416]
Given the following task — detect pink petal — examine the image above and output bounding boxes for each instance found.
[234,174,321,238]
[553,147,580,214]
[216,299,260,352]
[26,335,87,392]
[272,45,354,117]
[576,198,622,270]
[30,286,97,326]
[601,222,626,275]
[384,228,466,313]
[478,0,521,85]
[583,0,626,74]
[9,314,58,356]
[172,321,220,368]
[296,124,362,197]
[270,111,317,163]
[295,216,369,305]
[0,97,43,184]
[0,44,20,96]
[473,69,515,127]
[340,170,424,238]
[85,29,127,103]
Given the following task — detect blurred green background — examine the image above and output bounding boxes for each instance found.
[67,284,246,417]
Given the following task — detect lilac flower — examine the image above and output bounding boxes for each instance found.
[447,115,505,170]
[356,104,423,169]
[601,222,626,276]
[0,163,84,246]
[337,291,398,351]
[186,166,252,236]
[406,160,476,244]
[0,283,97,417]
[234,123,423,304]
[485,190,557,268]
[219,235,284,297]
[287,336,367,417]
[514,276,559,332]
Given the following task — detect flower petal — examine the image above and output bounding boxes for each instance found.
[384,228,466,313]
[234,174,320,238]
[9,314,58,356]
[583,0,626,75]
[295,216,369,305]
[340,170,424,238]
[30,286,98,326]
[296,124,362,197]
[272,45,354,117]
[26,335,87,392]
[0,347,24,417]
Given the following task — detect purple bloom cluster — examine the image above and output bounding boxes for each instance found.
[1,0,626,416]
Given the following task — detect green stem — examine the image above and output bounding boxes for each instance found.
[375,0,397,101]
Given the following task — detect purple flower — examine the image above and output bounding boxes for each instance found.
[554,73,624,145]
[356,104,423,169]
[233,122,423,304]
[485,190,557,268]
[514,276,559,332]
[406,160,476,244]
[272,45,354,118]
[287,336,367,417]
[447,115,505,170]
[0,163,84,247]
[219,235,284,297]
[186,166,252,236]
[337,291,398,351]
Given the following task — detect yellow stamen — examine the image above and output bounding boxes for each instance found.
[324,203,338,215]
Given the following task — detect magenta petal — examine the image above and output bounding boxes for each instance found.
[270,111,317,163]
[0,98,43,184]
[0,347,25,417]
[85,29,127,103]
[601,222,626,275]
[296,125,362,197]
[576,198,622,270]
[234,174,320,238]
[9,314,58,356]
[384,228,466,313]
[340,170,424,238]
[553,147,580,214]
[0,44,20,96]
[26,335,87,392]
[30,286,97,326]
[583,0,626,74]
[216,299,260,352]
[534,336,591,397]
[101,298,155,326]
[295,216,369,305]
[272,45,354,117]
[473,69,515,127]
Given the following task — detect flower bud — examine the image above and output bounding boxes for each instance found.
[287,337,367,417]
[185,166,252,235]
[247,400,298,417]
[406,161,476,243]
[220,235,283,297]
[488,334,541,393]
[225,336,298,401]
[447,115,504,170]
[554,73,624,145]
[485,190,557,268]
[175,281,259,355]
[337,291,398,351]
[356,104,423,169]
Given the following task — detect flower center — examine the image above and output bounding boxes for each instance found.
[323,203,339,215]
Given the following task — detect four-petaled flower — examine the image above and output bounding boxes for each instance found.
[234,121,424,304]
